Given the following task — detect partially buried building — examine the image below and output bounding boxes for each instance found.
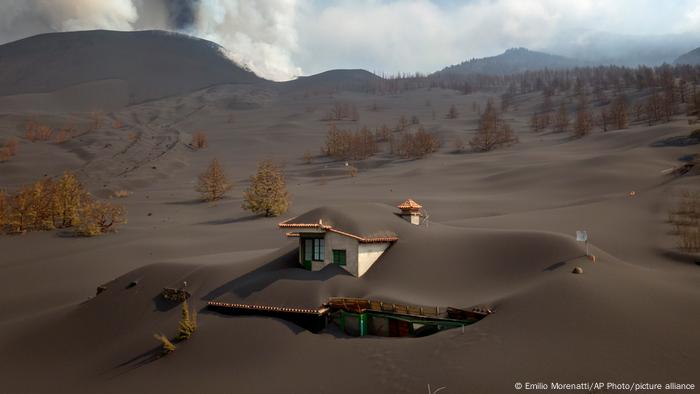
[278,200,423,277]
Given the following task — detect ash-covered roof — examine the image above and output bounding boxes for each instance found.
[278,204,400,243]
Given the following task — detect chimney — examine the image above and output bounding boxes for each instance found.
[397,198,422,225]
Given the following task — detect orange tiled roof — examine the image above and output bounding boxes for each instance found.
[397,198,422,210]
[279,219,398,243]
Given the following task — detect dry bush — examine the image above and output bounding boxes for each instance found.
[668,190,700,251]
[4,138,18,156]
[127,132,138,142]
[197,158,232,202]
[374,124,391,142]
[392,127,441,159]
[75,199,126,236]
[0,147,11,163]
[113,189,130,198]
[348,165,358,177]
[302,151,313,164]
[25,121,54,142]
[154,333,176,355]
[470,100,518,152]
[323,124,378,161]
[113,119,124,129]
[446,104,459,119]
[242,160,289,217]
[0,190,7,233]
[53,128,72,144]
[191,131,208,149]
[322,102,359,121]
[529,112,550,132]
[396,115,409,132]
[0,171,125,236]
[678,227,700,251]
[89,111,103,131]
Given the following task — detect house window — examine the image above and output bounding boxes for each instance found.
[312,238,324,261]
[332,249,346,265]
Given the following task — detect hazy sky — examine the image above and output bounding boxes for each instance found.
[1,0,699,81]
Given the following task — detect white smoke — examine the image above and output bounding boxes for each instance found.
[193,0,301,81]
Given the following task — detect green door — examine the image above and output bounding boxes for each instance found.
[332,249,346,265]
[303,239,313,270]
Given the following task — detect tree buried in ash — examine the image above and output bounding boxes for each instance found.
[242,160,290,217]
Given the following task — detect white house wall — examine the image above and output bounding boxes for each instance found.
[324,231,359,275]
[358,242,390,276]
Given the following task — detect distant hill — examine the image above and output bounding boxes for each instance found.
[0,30,264,106]
[282,69,382,92]
[435,47,583,76]
[675,47,700,65]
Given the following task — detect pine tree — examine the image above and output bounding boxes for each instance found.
[553,101,569,133]
[53,171,86,228]
[242,160,290,217]
[176,300,196,341]
[573,95,593,138]
[469,100,517,152]
[197,158,232,202]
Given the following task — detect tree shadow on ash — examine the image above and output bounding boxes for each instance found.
[196,214,261,225]
[650,135,700,147]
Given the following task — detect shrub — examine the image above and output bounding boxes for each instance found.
[0,148,11,163]
[391,127,441,159]
[25,121,54,142]
[302,151,313,164]
[191,131,208,149]
[396,115,409,132]
[322,102,359,121]
[113,189,130,198]
[176,300,197,341]
[196,158,232,202]
[0,171,126,236]
[4,137,18,156]
[53,128,72,144]
[323,124,378,161]
[154,333,176,355]
[669,190,700,251]
[470,100,518,152]
[374,124,391,142]
[446,104,458,119]
[75,199,126,236]
[242,160,290,217]
[0,190,7,233]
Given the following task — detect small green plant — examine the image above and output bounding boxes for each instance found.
[154,333,176,355]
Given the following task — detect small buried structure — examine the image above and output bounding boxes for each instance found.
[278,202,427,277]
[207,297,491,337]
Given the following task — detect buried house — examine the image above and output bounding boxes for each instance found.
[278,200,423,277]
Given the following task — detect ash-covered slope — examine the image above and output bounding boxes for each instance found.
[436,47,583,76]
[282,69,382,92]
[0,30,264,105]
[675,47,700,65]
